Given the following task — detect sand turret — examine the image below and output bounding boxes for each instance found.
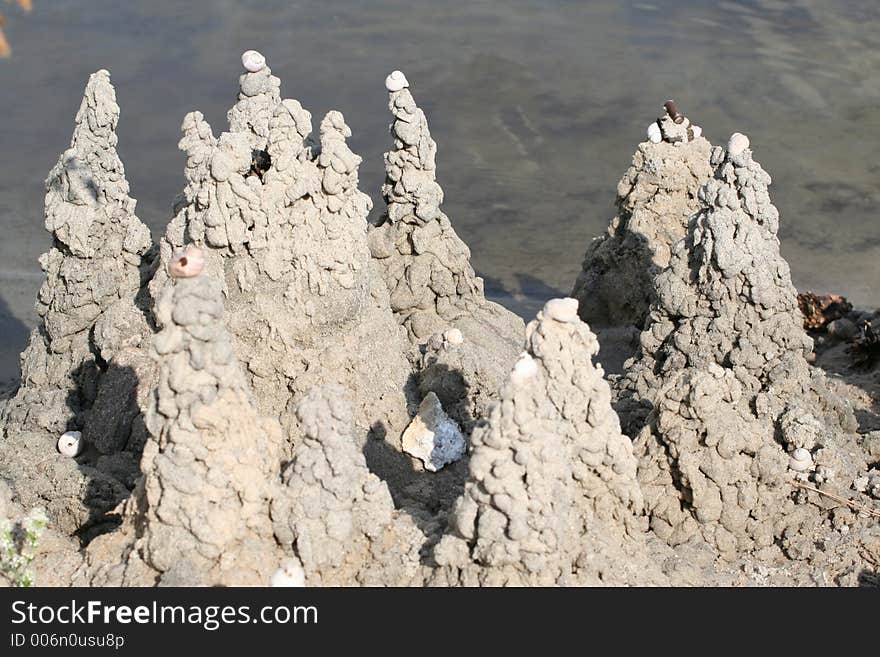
[138,263,282,585]
[271,385,424,586]
[432,299,663,585]
[571,100,713,332]
[0,71,155,535]
[156,53,414,457]
[370,71,523,429]
[618,136,867,561]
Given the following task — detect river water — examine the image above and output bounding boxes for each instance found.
[1,0,878,381]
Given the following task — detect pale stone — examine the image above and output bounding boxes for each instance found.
[401,392,465,472]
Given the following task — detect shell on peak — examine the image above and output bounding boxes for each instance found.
[241,50,267,73]
[168,245,206,279]
[385,70,409,92]
[543,297,579,323]
[727,132,750,156]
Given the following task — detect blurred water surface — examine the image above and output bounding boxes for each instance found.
[1,0,878,381]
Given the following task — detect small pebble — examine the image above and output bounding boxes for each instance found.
[647,122,662,144]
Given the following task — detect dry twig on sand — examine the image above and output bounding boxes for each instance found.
[789,479,880,518]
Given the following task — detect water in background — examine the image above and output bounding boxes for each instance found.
[1,0,878,381]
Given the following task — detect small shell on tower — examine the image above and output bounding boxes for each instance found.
[444,328,464,346]
[385,70,409,92]
[58,431,84,457]
[241,50,266,73]
[789,448,814,472]
[168,245,205,279]
[647,122,662,144]
[691,125,703,139]
[727,132,750,156]
[543,297,579,323]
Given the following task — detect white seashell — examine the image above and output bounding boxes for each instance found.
[270,559,306,587]
[385,70,409,92]
[543,297,579,323]
[168,245,205,279]
[511,352,538,383]
[58,431,84,457]
[691,125,702,139]
[647,122,662,144]
[789,447,813,472]
[727,132,750,156]
[444,328,464,346]
[241,50,266,73]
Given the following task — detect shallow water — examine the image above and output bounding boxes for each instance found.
[1,0,878,381]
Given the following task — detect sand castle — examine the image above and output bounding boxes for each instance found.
[370,71,524,431]
[0,70,155,537]
[156,58,414,463]
[271,385,424,586]
[613,135,875,571]
[431,298,665,586]
[572,101,713,330]
[1,58,878,587]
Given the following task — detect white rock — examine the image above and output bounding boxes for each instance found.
[543,297,579,323]
[241,50,266,73]
[510,352,538,383]
[789,447,813,472]
[444,328,464,346]
[385,70,409,92]
[691,125,702,139]
[647,122,662,144]
[57,431,84,457]
[727,132,750,156]
[270,559,306,587]
[401,392,465,472]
